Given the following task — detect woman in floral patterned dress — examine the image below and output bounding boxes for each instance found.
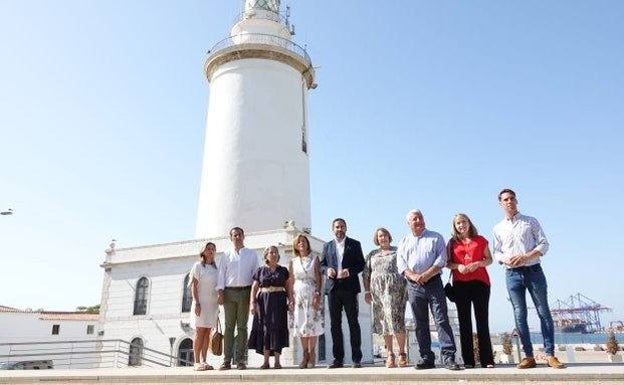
[363,227,408,368]
[289,233,324,368]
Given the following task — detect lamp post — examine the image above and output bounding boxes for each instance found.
[512,328,522,363]
[1,208,13,216]
[169,337,176,367]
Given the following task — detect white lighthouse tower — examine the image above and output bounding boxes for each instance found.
[98,2,372,369]
[195,0,316,238]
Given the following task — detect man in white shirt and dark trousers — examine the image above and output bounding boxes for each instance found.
[321,218,365,368]
[216,227,259,370]
[493,189,564,369]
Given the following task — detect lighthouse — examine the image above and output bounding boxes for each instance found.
[195,0,316,238]
[98,2,372,368]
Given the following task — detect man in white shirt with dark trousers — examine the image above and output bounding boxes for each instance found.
[216,227,259,370]
[321,218,365,368]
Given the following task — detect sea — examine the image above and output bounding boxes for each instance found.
[528,332,624,345]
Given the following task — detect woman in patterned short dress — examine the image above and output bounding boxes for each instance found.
[363,227,408,368]
[289,233,324,368]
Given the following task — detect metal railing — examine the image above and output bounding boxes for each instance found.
[208,33,311,64]
[0,339,191,369]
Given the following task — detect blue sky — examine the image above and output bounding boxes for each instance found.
[1,1,622,333]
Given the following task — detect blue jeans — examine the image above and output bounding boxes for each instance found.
[505,264,555,357]
[407,274,456,363]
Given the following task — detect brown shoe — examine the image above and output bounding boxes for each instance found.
[547,356,565,369]
[218,362,231,370]
[237,362,246,370]
[386,353,396,368]
[307,351,316,368]
[517,357,537,369]
[398,353,408,367]
[299,351,309,369]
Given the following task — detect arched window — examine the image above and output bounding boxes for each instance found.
[178,338,194,366]
[181,273,192,313]
[128,337,143,366]
[133,277,149,315]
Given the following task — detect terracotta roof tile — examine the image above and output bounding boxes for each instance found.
[0,305,23,313]
[39,312,99,321]
[0,306,99,320]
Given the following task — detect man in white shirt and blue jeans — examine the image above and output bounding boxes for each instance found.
[493,189,564,369]
[216,227,259,370]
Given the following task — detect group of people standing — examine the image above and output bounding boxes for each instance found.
[189,227,326,371]
[189,188,565,371]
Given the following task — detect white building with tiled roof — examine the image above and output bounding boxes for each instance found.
[97,226,370,368]
[0,306,98,343]
[0,306,100,368]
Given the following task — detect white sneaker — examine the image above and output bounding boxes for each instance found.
[194,362,205,371]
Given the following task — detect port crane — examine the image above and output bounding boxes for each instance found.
[550,293,611,333]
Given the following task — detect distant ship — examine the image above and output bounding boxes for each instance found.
[558,323,588,334]
[555,319,589,334]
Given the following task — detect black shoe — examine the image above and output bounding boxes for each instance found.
[444,358,461,371]
[352,361,362,368]
[415,359,435,370]
[327,361,343,369]
[464,364,475,369]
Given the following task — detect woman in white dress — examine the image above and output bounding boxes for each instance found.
[190,242,219,370]
[289,234,324,368]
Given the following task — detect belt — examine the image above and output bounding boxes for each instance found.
[226,285,251,290]
[508,263,541,272]
[259,287,286,293]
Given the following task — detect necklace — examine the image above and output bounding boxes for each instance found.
[299,256,312,277]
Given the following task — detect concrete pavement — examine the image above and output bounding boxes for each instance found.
[1,362,624,385]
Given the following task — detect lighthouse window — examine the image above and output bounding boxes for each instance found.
[181,273,192,313]
[302,125,307,154]
[133,277,149,315]
[301,79,308,154]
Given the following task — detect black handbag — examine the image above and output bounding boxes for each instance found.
[444,271,456,303]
